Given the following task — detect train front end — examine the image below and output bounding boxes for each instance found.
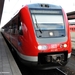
[20,3,71,69]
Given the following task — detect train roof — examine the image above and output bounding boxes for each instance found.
[28,3,62,9]
[2,3,62,29]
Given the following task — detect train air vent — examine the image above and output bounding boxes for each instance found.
[40,4,49,8]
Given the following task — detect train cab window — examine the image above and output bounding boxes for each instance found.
[30,9,65,37]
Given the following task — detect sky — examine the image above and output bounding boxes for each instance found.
[0,0,75,28]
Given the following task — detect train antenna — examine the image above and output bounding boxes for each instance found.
[30,0,31,3]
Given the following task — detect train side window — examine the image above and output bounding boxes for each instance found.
[19,25,23,35]
[11,23,15,34]
[18,16,23,35]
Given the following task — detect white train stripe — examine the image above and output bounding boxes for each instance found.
[17,51,38,62]
[68,53,71,58]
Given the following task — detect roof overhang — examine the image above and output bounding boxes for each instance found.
[0,0,4,23]
[67,11,75,20]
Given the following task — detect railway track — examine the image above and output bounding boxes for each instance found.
[28,68,67,75]
[56,68,67,75]
[18,66,67,75]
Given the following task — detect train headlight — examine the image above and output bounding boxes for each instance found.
[63,44,67,48]
[38,45,48,50]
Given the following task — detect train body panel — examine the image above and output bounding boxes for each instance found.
[2,3,72,69]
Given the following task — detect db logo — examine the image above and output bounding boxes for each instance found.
[51,44,57,49]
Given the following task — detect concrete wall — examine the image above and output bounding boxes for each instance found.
[70,32,75,38]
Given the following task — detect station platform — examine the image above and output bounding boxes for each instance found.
[0,33,22,75]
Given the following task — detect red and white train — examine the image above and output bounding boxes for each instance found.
[2,3,71,69]
[69,25,75,32]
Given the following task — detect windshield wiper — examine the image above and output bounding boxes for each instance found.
[34,15,42,33]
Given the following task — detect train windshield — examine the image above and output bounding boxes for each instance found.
[31,9,65,30]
